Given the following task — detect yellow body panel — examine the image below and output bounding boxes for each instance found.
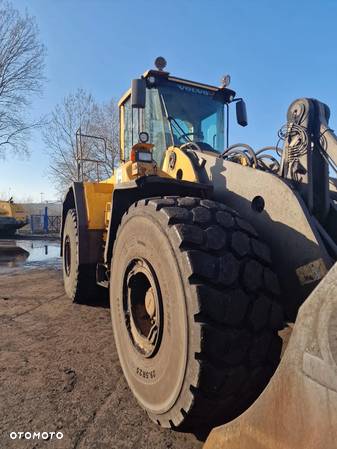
[113,158,171,184]
[83,145,200,231]
[100,174,115,185]
[83,154,184,231]
[83,182,114,230]
[162,147,199,182]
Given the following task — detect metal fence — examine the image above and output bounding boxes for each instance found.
[30,207,61,234]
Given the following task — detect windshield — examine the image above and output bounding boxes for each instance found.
[158,81,224,152]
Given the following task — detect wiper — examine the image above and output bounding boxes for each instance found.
[159,94,175,146]
[167,116,192,143]
[159,94,191,145]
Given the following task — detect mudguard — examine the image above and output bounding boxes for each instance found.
[60,182,102,265]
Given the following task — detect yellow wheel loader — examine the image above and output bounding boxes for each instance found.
[61,58,337,442]
[0,199,28,236]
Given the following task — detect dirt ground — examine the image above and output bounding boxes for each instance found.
[0,267,204,449]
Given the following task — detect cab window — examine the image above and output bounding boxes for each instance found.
[123,97,133,161]
[144,88,170,165]
[123,89,170,165]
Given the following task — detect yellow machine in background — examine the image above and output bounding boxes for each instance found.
[0,199,28,236]
[61,57,337,439]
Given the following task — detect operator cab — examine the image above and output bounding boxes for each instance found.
[118,57,247,166]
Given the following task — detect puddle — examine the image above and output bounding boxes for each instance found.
[0,239,61,273]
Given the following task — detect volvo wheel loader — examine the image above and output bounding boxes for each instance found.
[61,58,337,437]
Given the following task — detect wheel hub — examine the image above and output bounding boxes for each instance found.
[123,258,163,358]
[145,288,156,318]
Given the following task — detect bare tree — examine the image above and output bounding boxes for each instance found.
[44,89,119,194]
[0,1,45,156]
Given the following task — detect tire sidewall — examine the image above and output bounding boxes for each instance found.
[110,207,197,419]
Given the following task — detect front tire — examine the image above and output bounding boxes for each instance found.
[110,197,284,428]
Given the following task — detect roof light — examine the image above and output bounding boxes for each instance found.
[154,56,167,71]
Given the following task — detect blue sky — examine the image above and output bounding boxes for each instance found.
[1,0,337,201]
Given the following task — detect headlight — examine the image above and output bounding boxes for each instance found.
[147,76,156,86]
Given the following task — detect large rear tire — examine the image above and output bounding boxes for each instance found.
[62,209,103,304]
[110,197,284,428]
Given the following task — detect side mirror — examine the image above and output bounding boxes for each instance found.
[131,79,146,109]
[236,99,248,127]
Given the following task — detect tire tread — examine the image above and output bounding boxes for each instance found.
[115,196,284,429]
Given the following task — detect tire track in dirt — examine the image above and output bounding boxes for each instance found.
[9,293,65,319]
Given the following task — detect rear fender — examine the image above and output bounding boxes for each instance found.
[60,182,102,265]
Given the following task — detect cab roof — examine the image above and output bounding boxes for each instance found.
[118,70,227,107]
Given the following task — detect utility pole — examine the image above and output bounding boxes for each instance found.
[40,192,44,204]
